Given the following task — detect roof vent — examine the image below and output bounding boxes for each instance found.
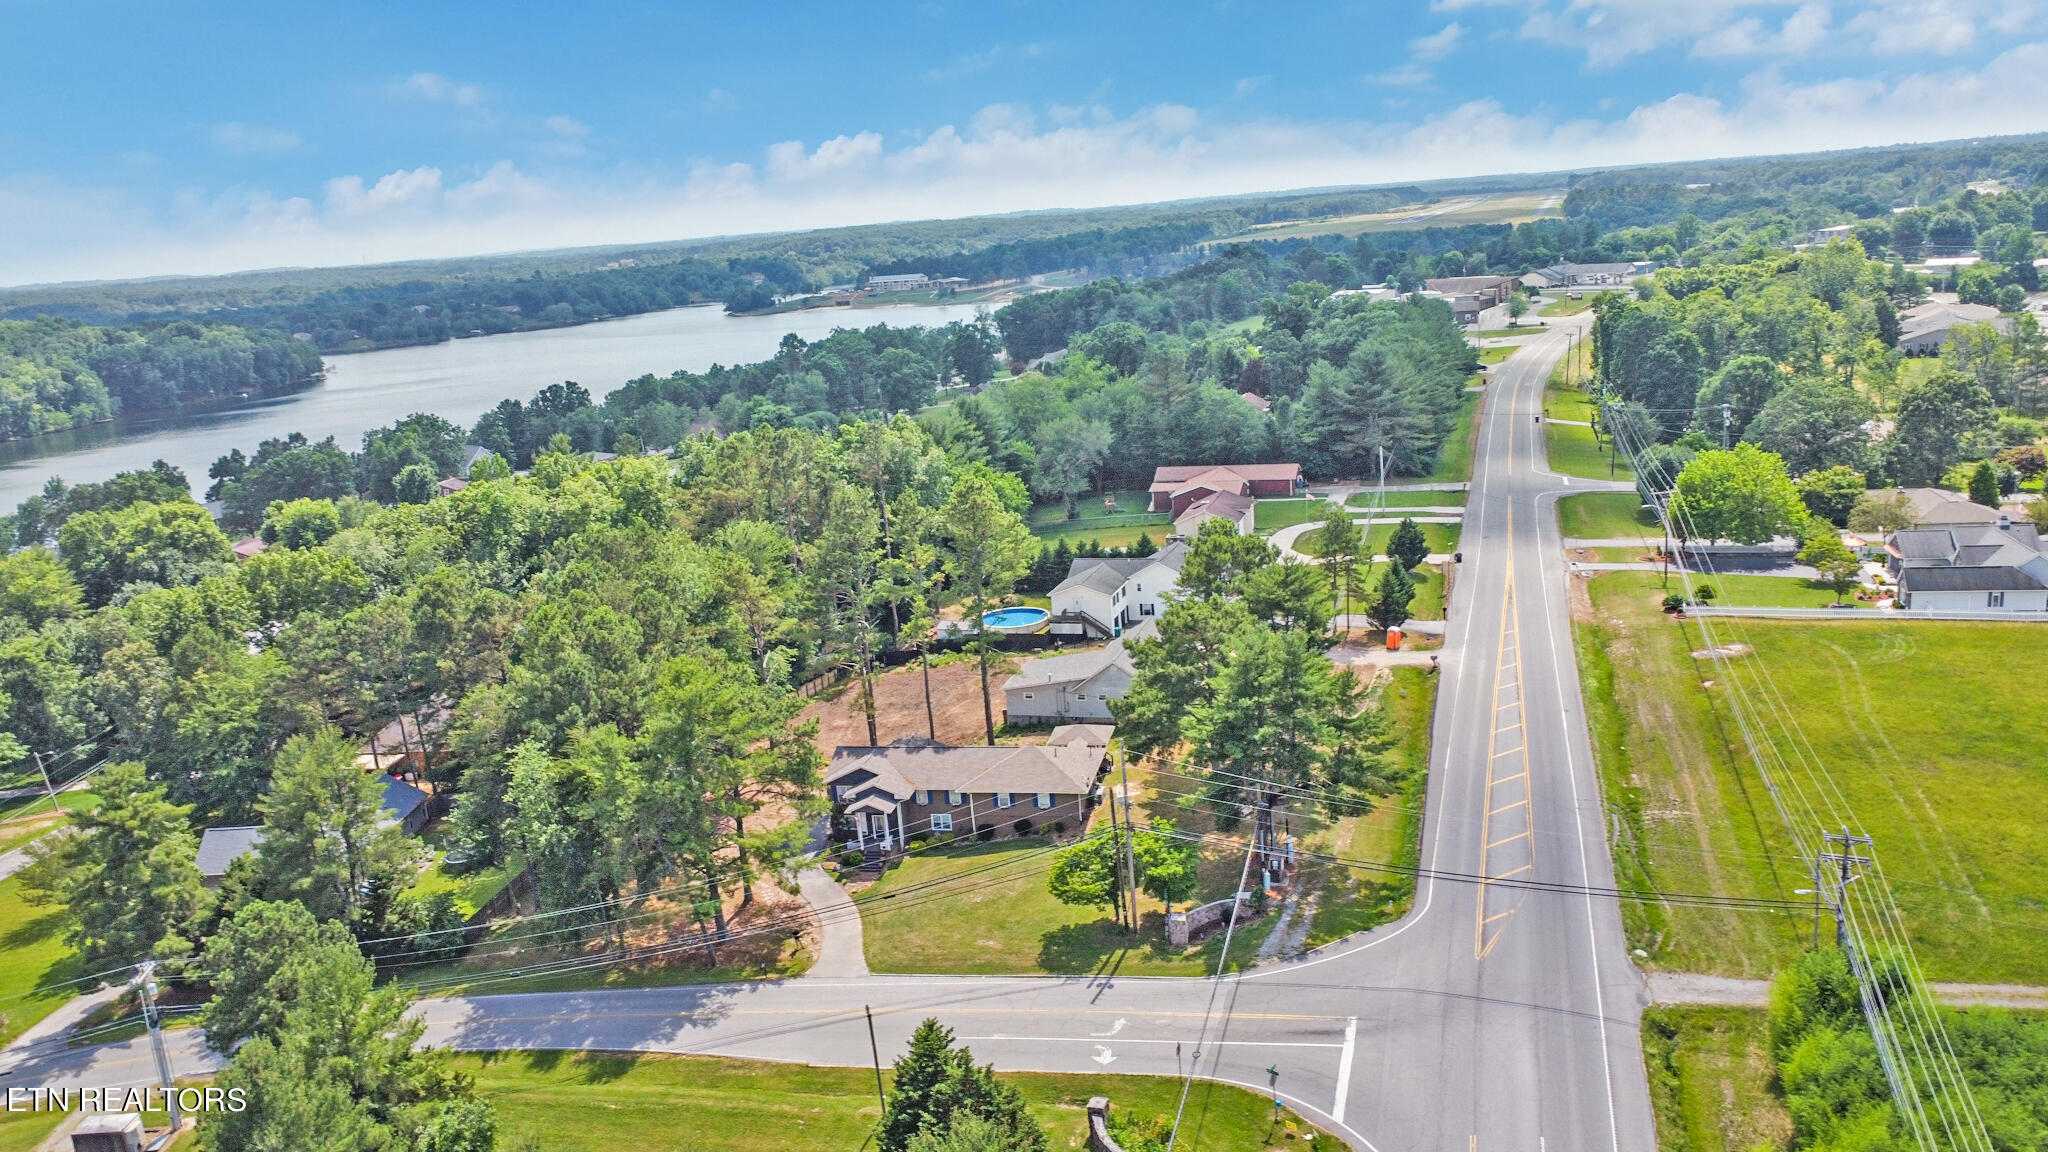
[1997,513,2012,530]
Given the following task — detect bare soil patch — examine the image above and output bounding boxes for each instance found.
[800,654,1027,755]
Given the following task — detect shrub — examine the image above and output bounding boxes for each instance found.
[975,823,996,842]
[1691,583,1717,603]
[1661,592,1687,612]
[907,835,929,853]
[839,851,866,869]
[1051,821,1068,836]
[1012,818,1034,836]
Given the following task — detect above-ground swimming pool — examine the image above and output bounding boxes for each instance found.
[981,606,1051,632]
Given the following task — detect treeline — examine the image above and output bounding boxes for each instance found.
[0,317,321,439]
[1591,241,2047,497]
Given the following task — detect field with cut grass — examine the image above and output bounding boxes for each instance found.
[1574,569,2048,982]
[1032,520,1172,552]
[1539,297,1592,316]
[1301,668,1433,946]
[460,1051,1335,1152]
[1253,497,1339,534]
[1546,420,1628,481]
[1557,492,1659,540]
[0,876,85,1049]
[1477,345,1518,365]
[1347,490,1467,509]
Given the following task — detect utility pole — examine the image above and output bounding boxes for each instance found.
[138,961,181,1133]
[1104,762,1128,930]
[1119,750,1138,933]
[865,1005,887,1112]
[1721,403,1733,450]
[31,750,58,816]
[1817,828,1873,949]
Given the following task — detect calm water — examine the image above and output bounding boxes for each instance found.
[0,301,988,509]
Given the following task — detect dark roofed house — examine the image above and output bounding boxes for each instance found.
[1003,619,1154,724]
[380,776,437,835]
[1147,463,1303,515]
[1888,517,2048,613]
[826,725,1111,855]
[1898,301,2012,355]
[1173,490,1255,538]
[196,826,265,887]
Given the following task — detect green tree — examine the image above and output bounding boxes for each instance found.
[939,472,1033,745]
[879,1020,1047,1152]
[1047,832,1122,914]
[256,726,417,928]
[1310,508,1362,620]
[1367,561,1413,630]
[20,761,203,970]
[1132,818,1199,914]
[200,899,366,1051]
[1968,459,2001,507]
[1793,467,1868,526]
[0,547,82,627]
[1846,490,1914,534]
[467,452,512,482]
[1886,369,1996,486]
[260,497,342,549]
[1386,517,1429,570]
[393,461,439,505]
[1665,444,1806,545]
[57,499,233,606]
[1029,416,1111,519]
[1178,518,1279,600]
[1506,289,1529,324]
[1797,525,1862,604]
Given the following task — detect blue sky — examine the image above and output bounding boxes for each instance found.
[6,0,2048,284]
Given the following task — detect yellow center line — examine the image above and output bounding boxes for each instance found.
[1474,385,1539,961]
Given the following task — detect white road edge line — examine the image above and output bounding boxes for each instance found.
[1333,1016,1357,1123]
[956,1035,1342,1048]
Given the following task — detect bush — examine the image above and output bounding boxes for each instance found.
[1050,821,1068,836]
[839,851,866,869]
[975,823,995,842]
[1691,583,1717,604]
[1012,818,1034,836]
[906,835,929,853]
[1661,592,1687,612]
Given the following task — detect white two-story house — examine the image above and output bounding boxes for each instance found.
[1048,541,1187,639]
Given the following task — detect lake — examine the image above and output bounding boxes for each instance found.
[0,301,990,510]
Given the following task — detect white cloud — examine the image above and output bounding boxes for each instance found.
[1411,21,1466,60]
[1234,75,1269,96]
[703,88,737,110]
[12,44,2048,284]
[391,72,484,106]
[544,115,589,138]
[1370,63,1436,86]
[209,123,305,155]
[1508,0,2036,63]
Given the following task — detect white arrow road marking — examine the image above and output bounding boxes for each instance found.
[1332,1016,1357,1123]
[1092,1046,1116,1067]
[1091,1018,1127,1037]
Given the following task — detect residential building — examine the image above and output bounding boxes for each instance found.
[231,537,267,561]
[196,826,265,887]
[1888,516,2048,612]
[867,273,931,292]
[1882,486,2006,529]
[825,725,1112,853]
[1519,261,1658,290]
[1173,490,1255,538]
[380,776,438,835]
[1897,301,2012,355]
[436,476,469,498]
[1003,619,1154,724]
[1421,275,1519,305]
[1148,463,1304,514]
[1447,294,1486,326]
[1239,391,1271,413]
[1811,224,1856,245]
[1050,541,1187,638]
[459,444,496,476]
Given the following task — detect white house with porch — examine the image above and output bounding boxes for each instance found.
[1049,541,1187,639]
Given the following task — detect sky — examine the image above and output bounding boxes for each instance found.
[6,0,2048,286]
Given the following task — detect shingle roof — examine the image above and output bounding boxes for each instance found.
[1894,487,2002,527]
[1893,521,2048,593]
[1148,463,1302,487]
[1050,542,1187,597]
[1902,565,2048,592]
[1175,490,1254,529]
[381,777,432,821]
[196,826,265,878]
[1002,618,1156,692]
[825,727,1111,798]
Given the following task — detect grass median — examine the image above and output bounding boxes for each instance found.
[1574,569,2048,982]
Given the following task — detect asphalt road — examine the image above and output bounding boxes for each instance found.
[6,319,1657,1150]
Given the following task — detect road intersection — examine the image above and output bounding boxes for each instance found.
[6,318,1659,1151]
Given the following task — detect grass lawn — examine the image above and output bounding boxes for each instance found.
[1293,523,1461,560]
[1575,570,2048,981]
[1032,520,1172,552]
[1681,573,1867,609]
[460,1051,1332,1152]
[856,834,1264,978]
[1347,490,1467,509]
[0,876,85,1049]
[410,845,526,919]
[1302,668,1434,946]
[1472,327,1548,338]
[1253,497,1339,534]
[1540,297,1592,317]
[1029,490,1153,527]
[1477,345,1518,365]
[0,792,99,855]
[1557,492,1659,540]
[1546,387,1597,424]
[1546,419,1630,481]
[1641,1007,1791,1152]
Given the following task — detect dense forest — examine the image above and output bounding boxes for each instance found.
[0,318,322,440]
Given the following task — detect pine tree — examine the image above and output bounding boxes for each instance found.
[1370,562,1416,630]
[1132,532,1157,557]
[880,1020,960,1152]
[1968,459,2001,507]
[1387,517,1430,571]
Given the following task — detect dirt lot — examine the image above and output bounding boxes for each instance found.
[800,652,1037,753]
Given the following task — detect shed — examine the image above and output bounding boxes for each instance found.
[70,1112,143,1152]
[380,777,436,835]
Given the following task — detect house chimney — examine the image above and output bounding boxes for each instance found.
[1997,513,2012,530]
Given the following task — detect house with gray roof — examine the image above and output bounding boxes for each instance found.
[1888,516,2048,612]
[1003,619,1156,725]
[1898,301,2011,355]
[196,826,266,886]
[826,725,1112,853]
[1050,541,1187,639]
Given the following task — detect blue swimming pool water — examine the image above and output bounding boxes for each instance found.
[982,607,1050,628]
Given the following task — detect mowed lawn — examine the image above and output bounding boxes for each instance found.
[1302,668,1434,946]
[0,876,85,1049]
[459,1051,1334,1152]
[1576,570,2048,982]
[856,831,1265,978]
[1254,497,1340,534]
[1347,489,1467,509]
[1546,419,1629,481]
[1557,492,1659,540]
[1032,519,1172,552]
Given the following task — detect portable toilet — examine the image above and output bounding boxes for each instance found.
[1386,626,1403,651]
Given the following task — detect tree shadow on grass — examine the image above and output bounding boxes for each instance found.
[1,908,64,953]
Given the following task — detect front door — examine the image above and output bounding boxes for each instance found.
[867,812,892,849]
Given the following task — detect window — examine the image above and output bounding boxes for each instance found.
[946,790,963,805]
[1988,591,2006,608]
[1035,793,1054,810]
[929,812,954,832]
[1022,692,1034,700]
[994,792,1014,809]
[830,785,844,801]
[1142,603,1155,616]
[914,790,929,805]
[1136,583,1143,592]
[1075,694,1088,701]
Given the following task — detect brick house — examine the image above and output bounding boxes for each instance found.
[825,725,1112,854]
[1147,463,1303,515]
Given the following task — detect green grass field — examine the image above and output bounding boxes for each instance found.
[1557,492,1659,540]
[409,846,526,918]
[1031,520,1173,552]
[1472,327,1547,338]
[1477,346,1518,365]
[1681,573,1867,609]
[459,1051,1333,1152]
[1029,490,1153,527]
[1346,490,1467,509]
[1546,420,1630,481]
[1575,570,2048,981]
[1253,498,1339,534]
[855,835,1264,977]
[1303,668,1433,946]
[1539,297,1592,317]
[1641,1007,1791,1152]
[0,876,85,1049]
